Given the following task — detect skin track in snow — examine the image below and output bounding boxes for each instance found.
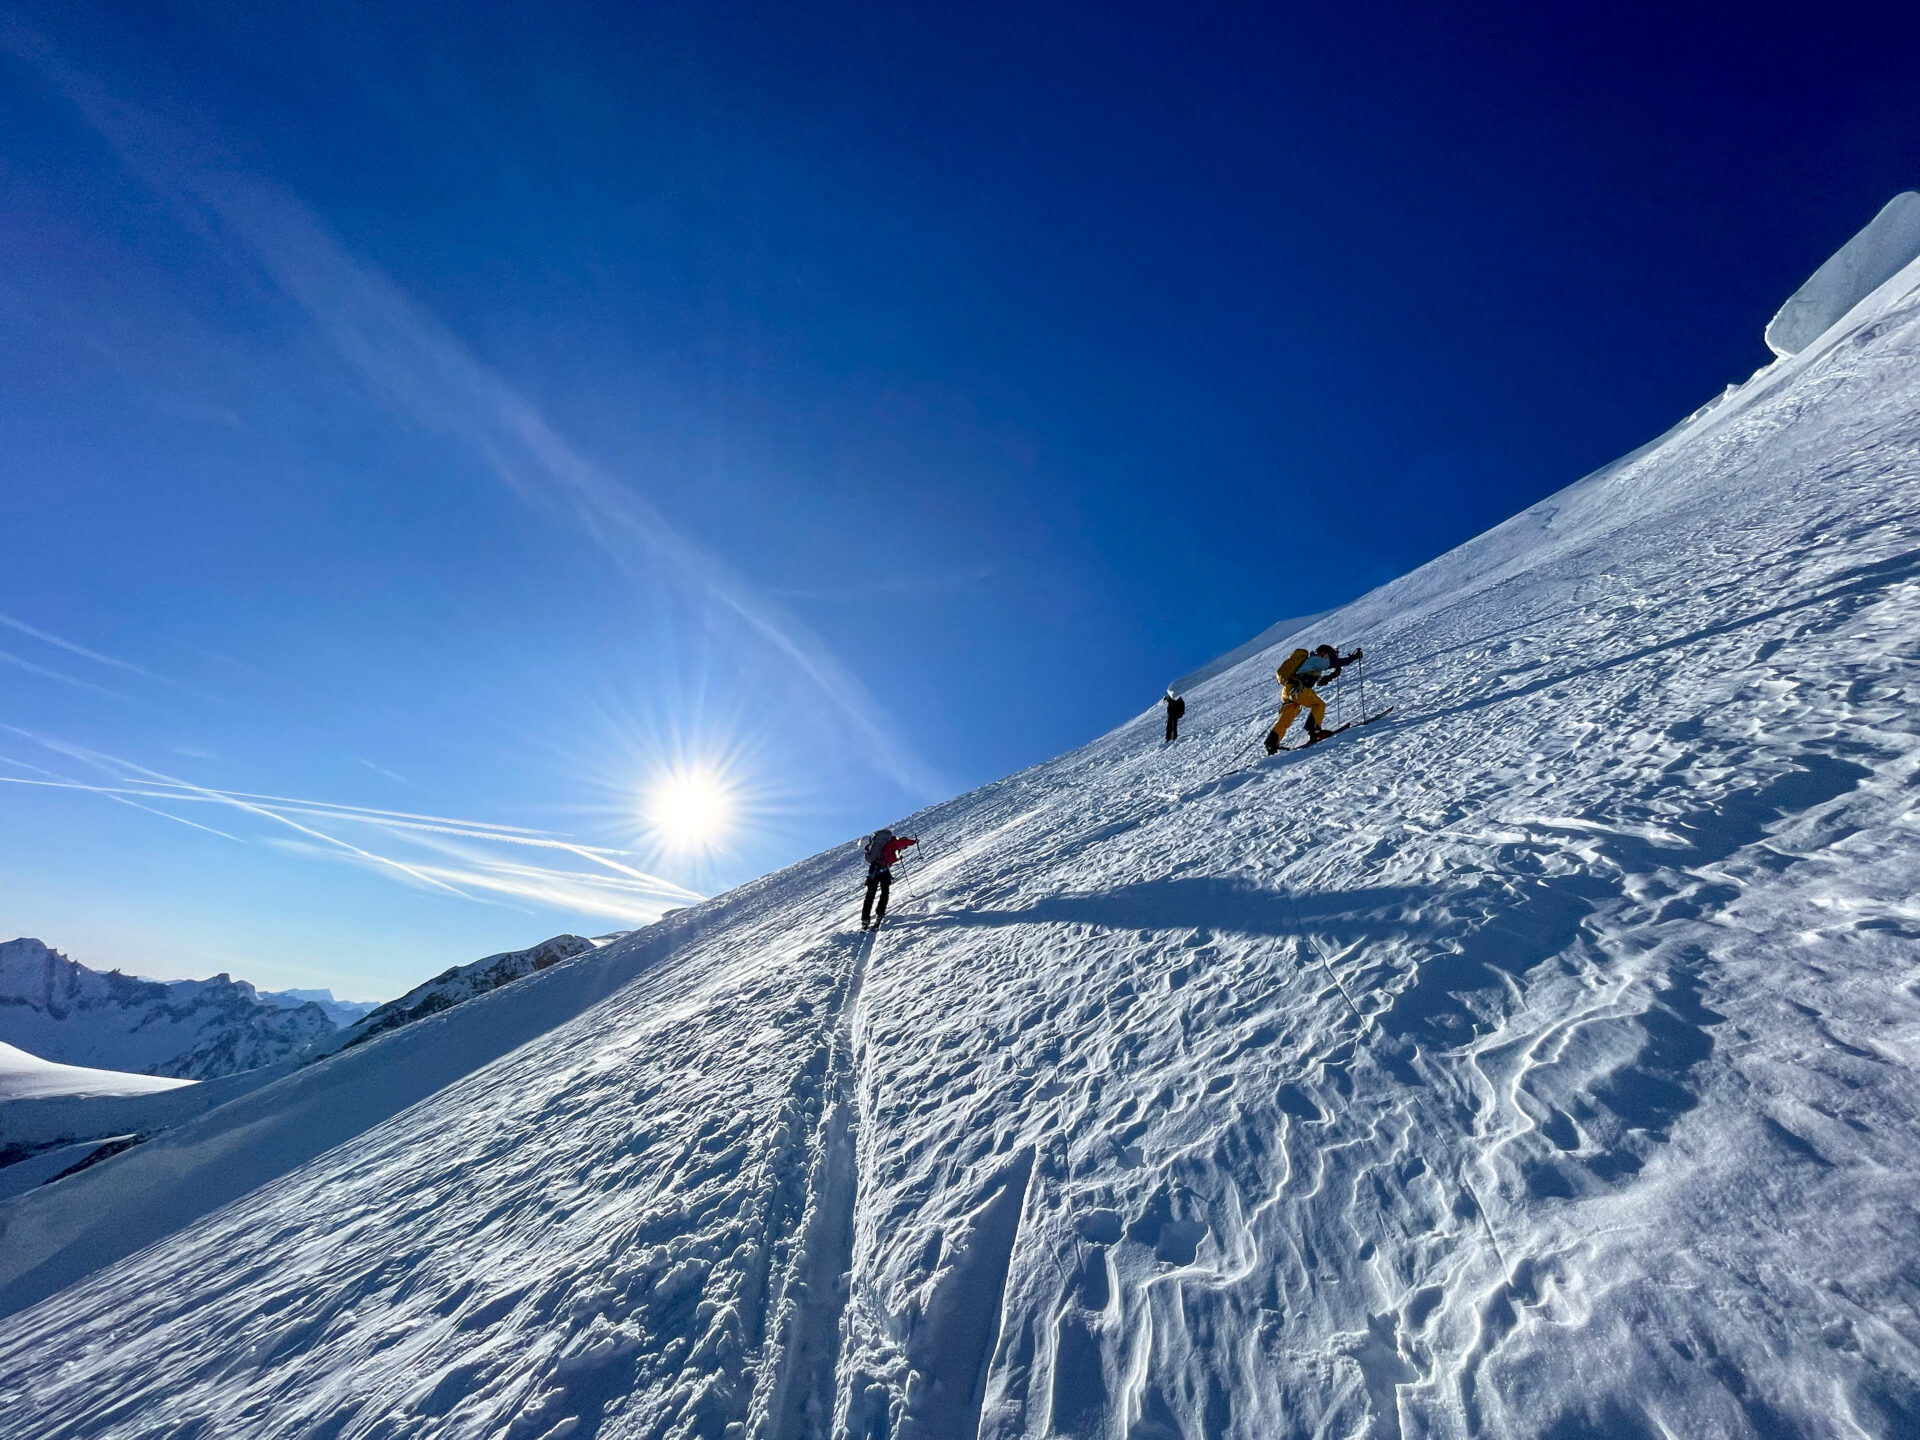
[3,248,1920,1438]
[751,929,869,1440]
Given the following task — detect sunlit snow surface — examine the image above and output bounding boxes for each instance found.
[5,271,1920,1438]
[0,1042,195,1103]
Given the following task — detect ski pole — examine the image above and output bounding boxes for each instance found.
[895,843,916,911]
[896,836,931,914]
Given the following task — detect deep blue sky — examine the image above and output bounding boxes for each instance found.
[3,1,1916,997]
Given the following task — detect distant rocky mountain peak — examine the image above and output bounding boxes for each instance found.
[0,938,338,1081]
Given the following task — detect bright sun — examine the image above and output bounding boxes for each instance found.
[645,768,734,851]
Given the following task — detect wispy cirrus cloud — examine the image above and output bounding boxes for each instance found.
[1,728,702,924]
[0,610,231,707]
[0,647,142,704]
[355,757,418,789]
[264,834,693,923]
[0,20,945,801]
[0,748,245,841]
[0,611,153,676]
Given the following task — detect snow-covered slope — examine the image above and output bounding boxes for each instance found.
[0,938,339,1079]
[0,912,714,1318]
[2,245,1919,1439]
[0,1055,298,1155]
[0,1042,195,1103]
[0,1137,141,1204]
[1168,609,1333,696]
[0,936,595,1197]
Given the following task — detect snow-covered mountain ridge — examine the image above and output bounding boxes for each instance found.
[0,932,612,1195]
[2,229,1918,1439]
[324,933,601,1054]
[0,938,340,1080]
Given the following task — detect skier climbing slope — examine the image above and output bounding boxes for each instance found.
[3,236,1920,1439]
[1266,643,1361,752]
[860,827,918,930]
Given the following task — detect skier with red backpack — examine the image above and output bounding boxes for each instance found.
[860,827,919,930]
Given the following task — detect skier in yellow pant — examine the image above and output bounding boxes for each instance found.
[1265,644,1362,754]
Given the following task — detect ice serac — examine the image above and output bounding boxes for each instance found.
[1765,190,1920,357]
[2,215,1920,1439]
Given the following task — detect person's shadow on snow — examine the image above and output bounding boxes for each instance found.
[902,876,1423,941]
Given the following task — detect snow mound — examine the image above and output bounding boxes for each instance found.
[2,226,1919,1439]
[0,1057,296,1156]
[0,1042,195,1103]
[1766,190,1920,357]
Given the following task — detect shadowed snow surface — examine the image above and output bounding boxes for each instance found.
[3,263,1920,1438]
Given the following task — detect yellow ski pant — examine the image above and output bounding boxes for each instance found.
[1270,685,1325,743]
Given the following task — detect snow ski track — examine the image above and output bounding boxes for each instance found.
[753,928,872,1440]
[897,1145,1036,1439]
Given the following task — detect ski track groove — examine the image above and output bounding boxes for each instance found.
[752,928,872,1440]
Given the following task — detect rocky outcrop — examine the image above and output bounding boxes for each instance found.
[335,935,599,1051]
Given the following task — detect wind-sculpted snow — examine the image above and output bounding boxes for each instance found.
[3,258,1920,1438]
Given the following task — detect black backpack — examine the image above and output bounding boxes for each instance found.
[863,829,894,867]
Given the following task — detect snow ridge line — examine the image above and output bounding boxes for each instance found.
[750,926,873,1440]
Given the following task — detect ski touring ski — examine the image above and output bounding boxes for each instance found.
[1275,707,1396,751]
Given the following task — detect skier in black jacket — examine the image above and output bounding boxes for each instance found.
[1163,689,1187,743]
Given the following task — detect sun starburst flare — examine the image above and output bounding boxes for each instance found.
[644,767,736,855]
